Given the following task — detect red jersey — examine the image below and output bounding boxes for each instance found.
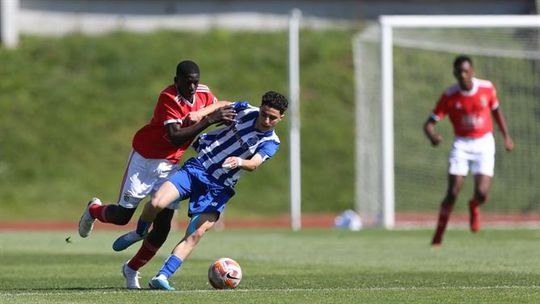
[132,84,217,163]
[431,78,499,138]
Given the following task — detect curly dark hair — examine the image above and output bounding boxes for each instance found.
[261,91,288,114]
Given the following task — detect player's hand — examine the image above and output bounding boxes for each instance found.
[504,136,514,152]
[429,134,443,146]
[186,112,203,124]
[222,157,242,170]
[207,105,237,125]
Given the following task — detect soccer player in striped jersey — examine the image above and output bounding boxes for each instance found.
[77,60,236,288]
[424,55,514,246]
[113,91,288,290]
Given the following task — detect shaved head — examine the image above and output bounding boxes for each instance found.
[176,60,200,78]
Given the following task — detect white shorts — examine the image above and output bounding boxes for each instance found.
[448,133,495,177]
[117,150,181,209]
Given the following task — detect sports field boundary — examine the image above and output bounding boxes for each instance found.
[3,284,540,297]
[1,212,539,231]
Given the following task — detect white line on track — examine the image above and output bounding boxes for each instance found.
[3,285,540,296]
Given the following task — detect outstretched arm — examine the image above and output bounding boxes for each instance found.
[492,108,514,152]
[222,154,265,172]
[167,105,236,147]
[423,117,442,146]
[186,100,233,123]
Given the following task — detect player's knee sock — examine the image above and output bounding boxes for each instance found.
[105,205,135,225]
[432,203,453,244]
[127,239,159,271]
[158,255,183,279]
[468,198,482,232]
[127,210,172,271]
[89,205,109,223]
[147,208,174,247]
[90,205,135,225]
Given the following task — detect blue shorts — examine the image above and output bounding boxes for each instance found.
[168,158,235,217]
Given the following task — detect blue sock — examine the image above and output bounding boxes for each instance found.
[136,218,150,236]
[158,255,183,278]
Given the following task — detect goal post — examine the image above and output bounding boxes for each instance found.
[354,15,540,229]
[0,0,19,48]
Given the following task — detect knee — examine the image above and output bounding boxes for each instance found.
[444,192,459,204]
[150,197,166,210]
[474,190,489,203]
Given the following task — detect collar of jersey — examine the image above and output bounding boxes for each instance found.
[175,86,196,106]
[459,77,479,96]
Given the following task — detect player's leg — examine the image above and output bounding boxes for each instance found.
[122,208,175,289]
[149,212,219,291]
[468,174,492,233]
[432,139,470,246]
[468,133,495,233]
[79,151,149,237]
[112,182,181,251]
[431,174,464,246]
[148,160,234,290]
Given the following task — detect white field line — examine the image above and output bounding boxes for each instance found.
[2,285,540,296]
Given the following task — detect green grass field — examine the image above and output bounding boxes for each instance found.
[1,228,540,303]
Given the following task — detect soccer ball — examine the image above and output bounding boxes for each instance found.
[208,257,242,289]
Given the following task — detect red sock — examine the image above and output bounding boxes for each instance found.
[127,239,160,271]
[468,198,481,233]
[432,203,453,245]
[89,205,109,223]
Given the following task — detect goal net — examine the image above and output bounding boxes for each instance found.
[354,15,540,228]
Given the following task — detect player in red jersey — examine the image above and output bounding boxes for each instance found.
[78,60,236,283]
[424,55,514,246]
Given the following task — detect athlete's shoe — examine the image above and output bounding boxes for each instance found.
[469,201,480,233]
[148,274,175,291]
[122,262,141,289]
[113,230,145,252]
[78,197,102,238]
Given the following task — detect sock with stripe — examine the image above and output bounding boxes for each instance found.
[89,205,108,222]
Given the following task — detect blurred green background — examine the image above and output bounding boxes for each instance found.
[0,30,356,221]
[1,28,538,222]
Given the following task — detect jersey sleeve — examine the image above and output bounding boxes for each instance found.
[232,101,250,112]
[255,139,280,162]
[431,94,449,121]
[205,90,218,107]
[155,93,184,126]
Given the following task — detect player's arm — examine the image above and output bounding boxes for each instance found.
[187,100,233,123]
[222,154,265,172]
[167,106,236,147]
[492,107,514,152]
[423,116,443,146]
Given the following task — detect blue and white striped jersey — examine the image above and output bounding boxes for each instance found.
[192,102,281,188]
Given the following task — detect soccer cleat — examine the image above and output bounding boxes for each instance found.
[112,230,145,252]
[78,197,102,238]
[148,274,175,291]
[122,262,141,289]
[469,201,480,233]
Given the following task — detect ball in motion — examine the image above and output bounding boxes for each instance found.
[208,257,242,289]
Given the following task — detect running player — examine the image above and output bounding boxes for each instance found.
[424,55,514,246]
[78,60,236,265]
[114,91,288,290]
